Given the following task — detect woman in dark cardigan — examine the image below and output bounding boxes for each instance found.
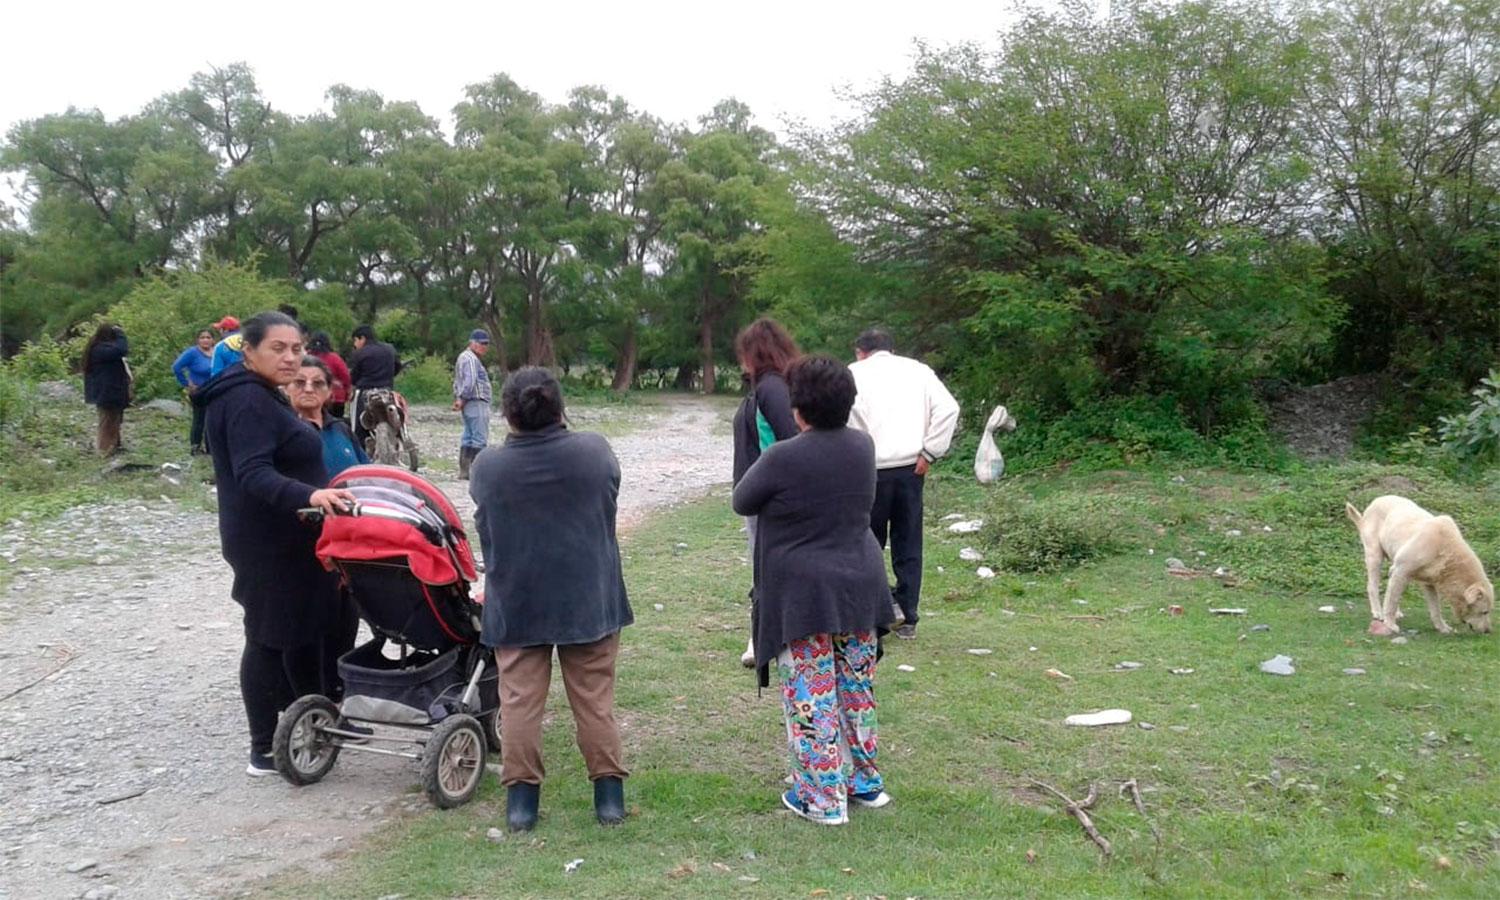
[82,323,130,456]
[470,367,633,832]
[197,311,355,776]
[732,354,898,825]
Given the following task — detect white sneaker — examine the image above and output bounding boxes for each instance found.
[851,789,892,809]
[741,639,755,668]
[781,789,846,825]
[246,751,277,777]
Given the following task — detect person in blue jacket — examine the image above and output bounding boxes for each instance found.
[209,315,245,377]
[289,355,369,478]
[173,328,216,453]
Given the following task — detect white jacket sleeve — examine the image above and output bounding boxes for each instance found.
[921,369,960,462]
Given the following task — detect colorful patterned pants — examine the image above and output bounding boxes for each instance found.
[777,631,883,822]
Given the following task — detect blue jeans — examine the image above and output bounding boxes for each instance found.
[460,399,490,449]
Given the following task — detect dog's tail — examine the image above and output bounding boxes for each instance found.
[1345,502,1363,527]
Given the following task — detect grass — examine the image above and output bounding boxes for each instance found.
[264,458,1500,898]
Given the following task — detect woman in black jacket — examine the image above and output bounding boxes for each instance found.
[470,367,633,832]
[82,323,130,456]
[731,317,800,667]
[732,355,898,825]
[197,311,355,777]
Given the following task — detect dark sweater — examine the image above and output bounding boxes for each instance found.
[349,340,400,389]
[84,336,130,409]
[732,426,896,685]
[731,372,798,484]
[198,364,340,648]
[470,424,633,648]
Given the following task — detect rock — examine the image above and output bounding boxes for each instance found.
[965,648,993,656]
[1137,722,1155,730]
[1318,605,1337,613]
[1064,709,1132,727]
[142,398,186,416]
[1171,475,1187,484]
[1164,557,1187,570]
[1391,636,1409,645]
[1115,661,1144,670]
[896,664,915,673]
[65,858,99,874]
[941,513,967,521]
[1167,605,1185,616]
[1213,566,1230,577]
[486,827,505,843]
[83,887,119,900]
[1209,608,1247,615]
[564,858,584,874]
[959,547,983,562]
[160,462,183,473]
[1044,668,1073,681]
[1250,624,1271,632]
[976,566,996,579]
[1342,668,1367,676]
[1170,667,1195,675]
[947,519,984,534]
[1169,725,1190,733]
[1259,654,1296,676]
[652,603,664,612]
[1226,529,1243,537]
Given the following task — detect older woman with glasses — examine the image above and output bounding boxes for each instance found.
[289,355,368,478]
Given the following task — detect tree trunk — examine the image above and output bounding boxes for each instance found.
[525,284,556,367]
[698,314,717,394]
[610,327,638,392]
[482,308,508,373]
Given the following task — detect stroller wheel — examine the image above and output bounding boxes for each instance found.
[423,714,487,808]
[483,708,502,753]
[273,695,341,785]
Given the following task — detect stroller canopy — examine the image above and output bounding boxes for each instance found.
[316,465,480,585]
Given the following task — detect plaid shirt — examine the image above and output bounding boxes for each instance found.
[453,348,491,403]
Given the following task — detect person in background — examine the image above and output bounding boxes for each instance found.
[173,328,216,453]
[196,311,355,777]
[307,331,353,419]
[348,324,401,449]
[848,329,960,640]
[452,329,492,480]
[278,304,306,337]
[730,317,800,667]
[289,355,369,478]
[209,316,244,377]
[470,367,633,832]
[732,354,896,825]
[83,323,131,456]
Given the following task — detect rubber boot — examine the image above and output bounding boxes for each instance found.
[506,782,540,832]
[458,446,474,480]
[594,776,626,826]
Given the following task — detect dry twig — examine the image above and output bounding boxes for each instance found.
[1029,779,1112,858]
[1120,778,1162,850]
[0,647,80,704]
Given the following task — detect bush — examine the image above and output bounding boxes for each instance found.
[980,491,1127,573]
[5,334,72,383]
[395,355,456,404]
[0,364,37,433]
[1438,370,1500,469]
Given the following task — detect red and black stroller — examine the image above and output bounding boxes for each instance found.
[271,464,498,808]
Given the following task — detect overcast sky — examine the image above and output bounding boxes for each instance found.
[2,0,1028,166]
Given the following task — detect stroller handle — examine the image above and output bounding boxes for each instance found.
[297,501,360,522]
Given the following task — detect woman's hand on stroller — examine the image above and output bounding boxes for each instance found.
[309,488,357,517]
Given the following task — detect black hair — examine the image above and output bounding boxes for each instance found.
[307,330,332,353]
[854,328,895,354]
[352,324,376,341]
[241,311,301,348]
[196,328,215,340]
[278,304,300,321]
[501,366,565,432]
[786,354,857,430]
[82,323,123,374]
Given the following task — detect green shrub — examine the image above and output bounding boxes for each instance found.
[395,355,456,404]
[296,285,357,348]
[1438,370,1500,469]
[0,365,36,432]
[6,335,73,383]
[980,491,1127,572]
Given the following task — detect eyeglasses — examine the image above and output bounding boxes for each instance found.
[291,379,330,391]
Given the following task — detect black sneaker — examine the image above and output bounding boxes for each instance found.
[246,751,276,777]
[895,624,917,640]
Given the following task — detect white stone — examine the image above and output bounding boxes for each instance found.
[959,547,983,562]
[976,566,996,579]
[896,664,915,673]
[1259,654,1295,676]
[1318,605,1336,613]
[947,519,984,534]
[1064,709,1132,727]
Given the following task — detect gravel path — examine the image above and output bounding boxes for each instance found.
[0,395,733,900]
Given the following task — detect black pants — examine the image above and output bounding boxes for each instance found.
[188,400,206,451]
[239,599,359,754]
[869,465,925,626]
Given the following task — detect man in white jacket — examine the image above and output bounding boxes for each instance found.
[849,329,960,639]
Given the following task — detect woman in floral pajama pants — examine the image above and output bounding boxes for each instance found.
[733,355,900,825]
[778,631,885,823]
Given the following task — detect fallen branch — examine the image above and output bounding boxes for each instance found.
[1029,779,1112,858]
[0,648,80,704]
[1064,615,1108,622]
[1120,778,1162,851]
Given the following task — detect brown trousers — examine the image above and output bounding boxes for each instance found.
[495,632,627,786]
[96,407,124,456]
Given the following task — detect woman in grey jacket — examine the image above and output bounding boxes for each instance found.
[732,355,898,825]
[470,367,633,832]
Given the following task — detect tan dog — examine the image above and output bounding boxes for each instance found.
[1346,495,1493,635]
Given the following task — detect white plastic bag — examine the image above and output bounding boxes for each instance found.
[974,405,1017,483]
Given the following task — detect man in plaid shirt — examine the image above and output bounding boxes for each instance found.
[453,329,493,479]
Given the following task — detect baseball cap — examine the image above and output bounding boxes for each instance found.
[469,329,491,344]
[214,316,240,331]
